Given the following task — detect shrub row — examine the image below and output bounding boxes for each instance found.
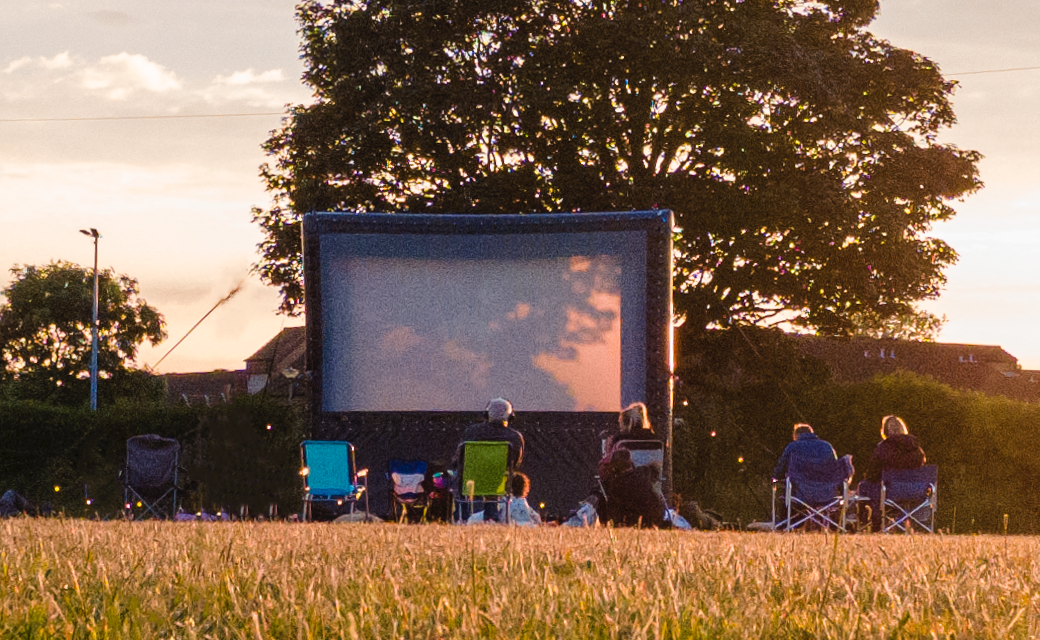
[0,396,306,518]
[673,328,1040,534]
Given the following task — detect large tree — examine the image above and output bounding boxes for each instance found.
[254,0,980,334]
[0,262,166,404]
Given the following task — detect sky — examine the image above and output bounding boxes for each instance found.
[1,0,1038,373]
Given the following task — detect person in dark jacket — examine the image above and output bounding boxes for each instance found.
[454,397,524,521]
[859,415,927,531]
[772,423,837,481]
[865,415,926,483]
[598,448,668,528]
[457,397,524,469]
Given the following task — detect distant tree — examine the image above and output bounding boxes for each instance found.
[0,262,166,405]
[254,0,980,334]
[844,306,945,341]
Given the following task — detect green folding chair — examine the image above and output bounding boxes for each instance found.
[301,440,369,522]
[454,440,512,524]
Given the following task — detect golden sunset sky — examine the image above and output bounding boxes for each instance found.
[1,1,1037,372]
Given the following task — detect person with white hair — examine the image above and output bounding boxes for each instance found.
[454,397,525,522]
[457,397,524,469]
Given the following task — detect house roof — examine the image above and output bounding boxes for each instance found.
[789,334,1040,403]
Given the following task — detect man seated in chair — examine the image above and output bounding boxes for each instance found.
[457,397,524,469]
[454,397,524,521]
[772,423,838,528]
[772,423,837,482]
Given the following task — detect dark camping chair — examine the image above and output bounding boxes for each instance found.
[123,434,181,520]
[773,455,854,532]
[301,440,369,522]
[389,459,428,522]
[880,465,938,533]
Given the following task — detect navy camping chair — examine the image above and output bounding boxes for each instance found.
[388,459,428,522]
[300,440,369,522]
[773,455,854,532]
[122,434,181,520]
[880,465,938,533]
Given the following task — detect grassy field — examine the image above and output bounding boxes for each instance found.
[1,520,1039,639]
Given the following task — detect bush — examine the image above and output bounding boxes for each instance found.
[0,397,305,518]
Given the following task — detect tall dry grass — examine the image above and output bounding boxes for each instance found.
[1,520,1039,638]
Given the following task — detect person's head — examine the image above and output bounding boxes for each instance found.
[619,402,652,434]
[792,423,814,440]
[510,472,530,498]
[609,447,634,473]
[881,415,908,439]
[486,398,514,425]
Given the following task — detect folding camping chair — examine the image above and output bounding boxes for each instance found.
[614,439,665,470]
[598,438,667,514]
[453,441,512,524]
[880,465,937,533]
[388,459,428,523]
[300,440,369,522]
[123,434,181,520]
[773,455,854,532]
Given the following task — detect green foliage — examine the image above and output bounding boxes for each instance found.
[674,329,1040,533]
[843,306,946,341]
[0,261,166,406]
[0,397,306,517]
[255,0,979,335]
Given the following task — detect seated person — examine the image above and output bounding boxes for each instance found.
[865,415,926,482]
[598,449,668,528]
[455,398,524,521]
[467,472,541,526]
[601,401,657,458]
[858,415,927,531]
[772,423,837,481]
[457,397,524,469]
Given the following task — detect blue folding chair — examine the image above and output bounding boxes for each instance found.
[773,455,854,532]
[301,440,369,522]
[880,465,937,533]
[389,459,428,523]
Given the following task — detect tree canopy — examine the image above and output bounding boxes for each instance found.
[0,262,166,404]
[254,0,980,333]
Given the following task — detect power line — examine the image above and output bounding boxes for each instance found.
[0,112,286,123]
[948,65,1040,77]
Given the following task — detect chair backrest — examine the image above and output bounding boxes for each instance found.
[614,439,664,469]
[788,455,851,504]
[389,459,427,496]
[882,465,937,501]
[126,435,180,489]
[302,440,357,495]
[459,441,510,497]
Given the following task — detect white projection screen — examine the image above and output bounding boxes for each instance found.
[316,227,649,412]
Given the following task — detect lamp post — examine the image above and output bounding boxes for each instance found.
[79,228,99,411]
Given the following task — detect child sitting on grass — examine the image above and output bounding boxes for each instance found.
[466,472,541,526]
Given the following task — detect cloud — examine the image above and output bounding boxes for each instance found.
[0,52,307,118]
[201,68,291,107]
[214,68,285,86]
[81,53,181,100]
[2,52,72,74]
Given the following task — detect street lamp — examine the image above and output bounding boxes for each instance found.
[79,228,99,411]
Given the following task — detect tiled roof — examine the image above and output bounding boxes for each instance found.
[789,334,1040,403]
